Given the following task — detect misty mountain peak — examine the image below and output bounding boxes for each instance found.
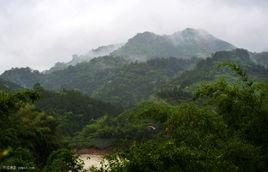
[128,31,158,44]
[47,44,123,73]
[136,31,157,37]
[178,28,214,40]
[113,28,235,60]
[182,28,205,34]
[48,28,236,72]
[172,28,206,37]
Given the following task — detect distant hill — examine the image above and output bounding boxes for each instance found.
[178,49,267,87]
[157,49,268,103]
[112,28,235,60]
[47,28,235,72]
[1,67,43,88]
[42,56,197,107]
[46,44,123,73]
[251,52,268,67]
[2,49,268,107]
[0,78,20,91]
[1,56,197,107]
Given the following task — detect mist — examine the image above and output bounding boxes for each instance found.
[0,0,267,73]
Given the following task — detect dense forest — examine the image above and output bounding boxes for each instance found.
[90,63,268,171]
[1,28,268,171]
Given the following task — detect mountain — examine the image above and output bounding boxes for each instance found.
[46,44,123,73]
[0,78,21,91]
[157,49,268,103]
[1,49,267,107]
[2,48,268,107]
[42,56,197,107]
[251,52,268,67]
[179,49,268,88]
[1,56,197,107]
[70,44,123,65]
[47,28,235,72]
[1,67,43,88]
[112,28,235,60]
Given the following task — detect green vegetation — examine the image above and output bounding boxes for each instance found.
[91,62,268,171]
[71,102,172,149]
[157,49,268,104]
[90,57,196,107]
[1,67,43,88]
[33,84,122,135]
[0,90,54,169]
[44,149,84,172]
[1,48,268,171]
[0,89,91,171]
[1,56,197,107]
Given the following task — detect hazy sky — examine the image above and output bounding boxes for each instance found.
[0,0,267,73]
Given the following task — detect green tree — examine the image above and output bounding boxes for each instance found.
[44,149,84,172]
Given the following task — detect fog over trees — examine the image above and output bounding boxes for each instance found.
[0,1,268,171]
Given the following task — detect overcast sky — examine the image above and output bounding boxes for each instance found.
[0,0,267,73]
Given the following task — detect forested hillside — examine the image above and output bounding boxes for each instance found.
[2,49,266,107]
[76,63,268,171]
[1,56,198,107]
[1,67,44,88]
[252,52,268,67]
[33,84,122,135]
[1,60,267,171]
[0,78,20,91]
[157,49,268,103]
[1,44,268,171]
[1,0,268,170]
